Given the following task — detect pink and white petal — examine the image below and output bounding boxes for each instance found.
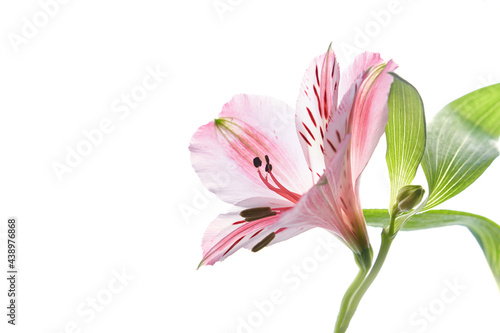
[295,47,340,183]
[323,81,357,161]
[324,52,387,161]
[292,138,349,236]
[291,136,370,254]
[190,121,282,206]
[199,208,314,267]
[236,197,294,209]
[218,95,313,195]
[349,60,398,181]
[338,52,385,101]
[189,95,312,206]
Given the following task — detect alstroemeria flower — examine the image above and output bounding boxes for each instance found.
[190,46,397,267]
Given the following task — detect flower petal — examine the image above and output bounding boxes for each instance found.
[189,94,312,206]
[199,207,313,267]
[322,90,352,161]
[290,136,370,254]
[295,46,340,183]
[323,53,383,168]
[349,59,398,181]
[338,52,385,103]
[326,52,398,182]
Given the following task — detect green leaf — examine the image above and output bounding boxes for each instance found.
[421,84,500,210]
[364,209,500,290]
[386,73,426,213]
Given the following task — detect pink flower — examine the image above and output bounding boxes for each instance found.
[190,45,397,267]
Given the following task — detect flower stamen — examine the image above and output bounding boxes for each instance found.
[251,232,276,252]
[240,207,277,222]
[253,155,301,204]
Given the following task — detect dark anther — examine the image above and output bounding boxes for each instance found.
[253,157,262,168]
[240,207,277,222]
[265,163,273,173]
[265,155,270,164]
[252,232,276,252]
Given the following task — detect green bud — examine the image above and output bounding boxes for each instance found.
[393,185,425,215]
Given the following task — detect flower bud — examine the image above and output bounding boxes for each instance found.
[394,185,425,214]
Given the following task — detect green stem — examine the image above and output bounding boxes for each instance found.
[337,229,394,332]
[334,267,368,332]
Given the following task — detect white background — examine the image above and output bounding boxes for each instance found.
[1,0,500,332]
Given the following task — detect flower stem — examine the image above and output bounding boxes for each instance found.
[334,266,368,332]
[337,229,394,332]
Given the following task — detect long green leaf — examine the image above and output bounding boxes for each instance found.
[386,73,426,212]
[421,84,500,210]
[364,209,500,289]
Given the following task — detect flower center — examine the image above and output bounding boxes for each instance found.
[253,155,301,204]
